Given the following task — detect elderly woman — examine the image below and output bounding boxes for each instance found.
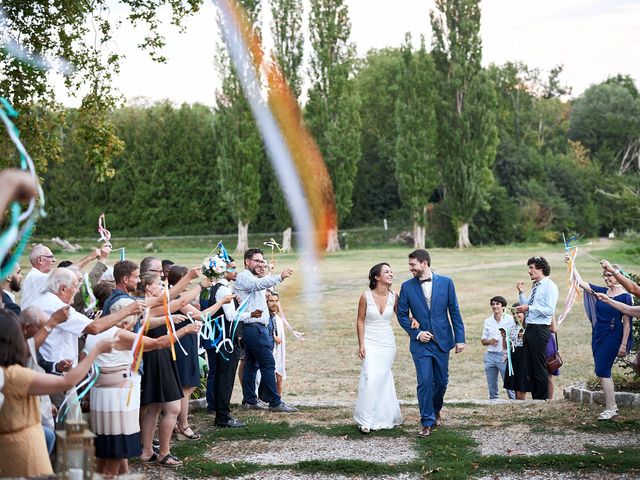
[0,309,117,478]
[573,262,632,420]
[481,296,516,400]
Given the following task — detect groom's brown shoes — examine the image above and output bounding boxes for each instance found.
[418,426,432,437]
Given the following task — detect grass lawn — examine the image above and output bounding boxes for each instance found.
[34,237,640,402]
[130,401,640,479]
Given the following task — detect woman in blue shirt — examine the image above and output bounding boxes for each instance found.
[574,263,632,420]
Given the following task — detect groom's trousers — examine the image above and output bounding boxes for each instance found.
[412,344,449,427]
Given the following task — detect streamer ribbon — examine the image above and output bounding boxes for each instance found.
[97,213,112,247]
[81,272,97,310]
[56,363,100,423]
[0,98,46,277]
[163,284,188,359]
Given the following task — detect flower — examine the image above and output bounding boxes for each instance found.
[202,254,228,280]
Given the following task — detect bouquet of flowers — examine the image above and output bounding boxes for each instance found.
[200,241,231,300]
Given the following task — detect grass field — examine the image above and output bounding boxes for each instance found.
[33,237,640,403]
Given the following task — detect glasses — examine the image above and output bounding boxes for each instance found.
[39,255,55,260]
[249,258,265,264]
[148,269,163,274]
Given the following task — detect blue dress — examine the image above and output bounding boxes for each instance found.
[589,284,633,378]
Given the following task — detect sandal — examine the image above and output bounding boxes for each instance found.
[141,452,158,463]
[176,424,201,441]
[157,453,183,468]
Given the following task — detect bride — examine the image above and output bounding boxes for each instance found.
[354,262,403,433]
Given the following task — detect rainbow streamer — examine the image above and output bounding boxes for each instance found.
[212,0,337,316]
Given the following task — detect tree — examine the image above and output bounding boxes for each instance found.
[431,0,498,248]
[351,48,403,228]
[268,0,304,252]
[0,0,202,178]
[394,34,439,248]
[569,80,640,172]
[214,0,265,252]
[306,0,361,251]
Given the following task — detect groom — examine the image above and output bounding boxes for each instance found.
[398,249,465,437]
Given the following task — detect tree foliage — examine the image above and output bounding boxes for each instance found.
[394,34,439,248]
[306,0,362,239]
[431,0,498,247]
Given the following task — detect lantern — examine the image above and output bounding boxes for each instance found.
[56,419,95,480]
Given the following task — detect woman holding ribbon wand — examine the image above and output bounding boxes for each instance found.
[571,260,632,420]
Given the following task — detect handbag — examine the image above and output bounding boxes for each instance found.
[545,333,563,373]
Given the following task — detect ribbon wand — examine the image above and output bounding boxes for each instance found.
[97,213,112,247]
[264,237,282,269]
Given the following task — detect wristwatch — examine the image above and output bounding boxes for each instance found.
[43,325,52,333]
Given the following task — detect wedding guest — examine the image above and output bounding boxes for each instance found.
[0,309,117,478]
[167,265,233,439]
[21,244,57,309]
[516,256,558,400]
[1,258,22,315]
[138,272,209,467]
[502,304,529,400]
[574,263,632,419]
[236,248,297,413]
[481,296,516,400]
[547,315,560,399]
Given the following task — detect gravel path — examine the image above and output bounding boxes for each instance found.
[470,425,640,456]
[206,431,418,465]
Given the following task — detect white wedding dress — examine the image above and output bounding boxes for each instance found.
[354,290,403,430]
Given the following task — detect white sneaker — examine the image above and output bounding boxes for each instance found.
[598,408,618,420]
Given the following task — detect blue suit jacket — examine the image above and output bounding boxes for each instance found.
[397,273,465,353]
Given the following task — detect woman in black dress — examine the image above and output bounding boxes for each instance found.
[167,265,234,440]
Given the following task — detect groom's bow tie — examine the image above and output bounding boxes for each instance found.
[420,277,432,283]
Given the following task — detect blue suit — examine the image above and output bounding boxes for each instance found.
[397,273,465,427]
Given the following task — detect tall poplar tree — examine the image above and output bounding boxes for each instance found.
[306,0,362,251]
[394,34,439,248]
[269,0,304,252]
[214,0,264,252]
[431,0,498,248]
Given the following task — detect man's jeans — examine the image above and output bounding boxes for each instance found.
[484,351,515,400]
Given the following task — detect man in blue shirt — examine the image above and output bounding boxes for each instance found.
[516,256,559,400]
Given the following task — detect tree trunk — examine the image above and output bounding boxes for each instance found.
[236,221,249,253]
[413,220,425,249]
[456,222,472,249]
[281,227,293,253]
[326,228,340,252]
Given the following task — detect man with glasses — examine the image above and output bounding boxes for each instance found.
[515,256,559,400]
[21,244,57,309]
[235,248,297,413]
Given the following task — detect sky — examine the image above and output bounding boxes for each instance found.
[57,0,640,107]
